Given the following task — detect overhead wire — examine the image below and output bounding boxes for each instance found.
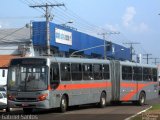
[18,0,155,60]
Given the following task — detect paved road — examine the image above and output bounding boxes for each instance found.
[0,97,159,120]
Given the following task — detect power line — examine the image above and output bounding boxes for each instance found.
[0,26,26,42]
[19,0,150,60]
[29,3,65,55]
[123,42,140,61]
[143,54,152,64]
[98,32,120,59]
[150,58,160,65]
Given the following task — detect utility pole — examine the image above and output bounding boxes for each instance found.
[143,54,152,64]
[98,33,107,59]
[30,3,65,55]
[151,58,160,65]
[123,42,140,62]
[98,32,120,59]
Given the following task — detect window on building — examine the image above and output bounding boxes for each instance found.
[50,63,59,84]
[143,68,152,81]
[93,64,102,80]
[2,70,5,77]
[83,64,93,80]
[133,67,142,81]
[152,68,157,82]
[102,64,110,80]
[60,63,71,81]
[122,66,132,80]
[71,63,82,81]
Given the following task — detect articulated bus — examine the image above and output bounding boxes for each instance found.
[7,57,159,113]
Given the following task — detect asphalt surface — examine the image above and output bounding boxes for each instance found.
[0,96,159,120]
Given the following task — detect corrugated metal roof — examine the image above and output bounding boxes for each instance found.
[0,28,30,44]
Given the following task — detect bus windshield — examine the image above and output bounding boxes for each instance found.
[8,66,48,91]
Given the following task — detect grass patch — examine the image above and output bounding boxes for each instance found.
[150,104,160,110]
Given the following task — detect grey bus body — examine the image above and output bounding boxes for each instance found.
[7,57,159,112]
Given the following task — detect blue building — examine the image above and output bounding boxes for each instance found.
[32,21,131,61]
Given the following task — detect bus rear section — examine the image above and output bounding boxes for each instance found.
[110,61,159,105]
[7,58,50,113]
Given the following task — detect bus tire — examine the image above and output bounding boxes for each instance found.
[6,107,10,112]
[99,92,106,108]
[138,92,146,106]
[60,95,68,113]
[23,108,33,114]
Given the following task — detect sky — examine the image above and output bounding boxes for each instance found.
[0,0,160,64]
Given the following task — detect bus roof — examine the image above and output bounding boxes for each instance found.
[10,56,157,68]
[120,61,157,68]
[49,57,110,64]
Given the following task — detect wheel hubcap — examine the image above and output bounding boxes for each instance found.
[102,97,105,105]
[141,96,144,104]
[62,99,66,108]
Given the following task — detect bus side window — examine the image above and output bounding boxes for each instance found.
[83,64,93,80]
[60,63,71,81]
[152,68,157,82]
[50,63,59,84]
[122,66,132,80]
[71,63,82,81]
[102,64,110,80]
[133,67,142,81]
[93,64,102,80]
[143,68,152,81]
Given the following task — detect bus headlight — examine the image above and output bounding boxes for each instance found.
[38,93,48,101]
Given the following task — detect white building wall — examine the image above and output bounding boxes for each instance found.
[0,69,8,85]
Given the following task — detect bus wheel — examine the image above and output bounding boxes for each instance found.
[138,92,146,106]
[60,95,68,113]
[99,92,106,108]
[6,107,10,112]
[23,108,33,114]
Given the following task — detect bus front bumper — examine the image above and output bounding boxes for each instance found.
[8,100,50,109]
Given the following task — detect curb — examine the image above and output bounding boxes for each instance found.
[124,106,152,120]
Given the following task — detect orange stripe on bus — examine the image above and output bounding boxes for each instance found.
[56,82,112,90]
[121,82,155,101]
[48,85,52,91]
[120,83,137,88]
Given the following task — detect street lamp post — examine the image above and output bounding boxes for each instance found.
[25,21,35,56]
[107,48,124,60]
[70,45,104,57]
[61,20,77,30]
[61,20,73,26]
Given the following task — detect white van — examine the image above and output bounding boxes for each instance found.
[0,92,7,109]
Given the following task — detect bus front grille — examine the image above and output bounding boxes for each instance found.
[16,98,37,102]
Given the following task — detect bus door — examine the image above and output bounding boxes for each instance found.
[110,61,120,101]
[50,63,61,108]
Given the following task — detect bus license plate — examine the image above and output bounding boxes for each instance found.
[22,103,28,107]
